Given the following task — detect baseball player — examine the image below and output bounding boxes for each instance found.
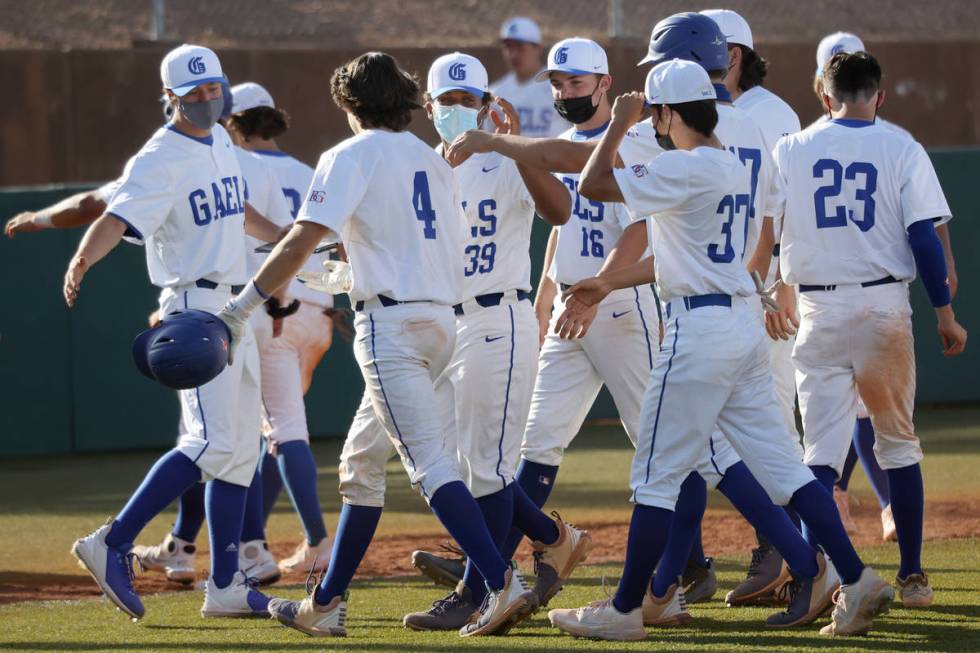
[65,44,286,619]
[225,81,338,576]
[487,17,568,138]
[805,31,959,545]
[548,58,893,640]
[218,52,541,638]
[769,51,967,609]
[697,7,807,606]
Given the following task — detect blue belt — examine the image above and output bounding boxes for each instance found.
[799,275,899,293]
[665,293,731,319]
[454,290,531,316]
[354,294,420,311]
[196,279,244,294]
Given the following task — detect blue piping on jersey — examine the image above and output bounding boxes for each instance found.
[633,287,654,369]
[254,149,291,157]
[573,120,611,140]
[369,313,427,499]
[712,83,733,103]
[165,123,214,146]
[830,118,875,128]
[634,318,680,503]
[106,212,144,241]
[495,305,517,490]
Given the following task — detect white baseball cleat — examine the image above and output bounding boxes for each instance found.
[269,592,348,637]
[278,536,332,576]
[897,573,934,608]
[239,540,281,585]
[131,533,196,584]
[820,566,894,636]
[200,570,271,618]
[458,567,538,636]
[549,598,647,641]
[642,582,693,626]
[71,523,145,620]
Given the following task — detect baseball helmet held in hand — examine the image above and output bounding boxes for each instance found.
[132,309,232,389]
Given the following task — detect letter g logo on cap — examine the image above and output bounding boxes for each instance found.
[555,47,568,65]
[448,62,467,81]
[188,56,206,75]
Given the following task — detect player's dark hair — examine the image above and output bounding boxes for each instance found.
[822,51,881,103]
[735,45,768,91]
[331,52,422,131]
[666,100,718,137]
[227,106,290,140]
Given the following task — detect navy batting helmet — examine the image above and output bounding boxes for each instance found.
[132,309,231,390]
[638,12,729,73]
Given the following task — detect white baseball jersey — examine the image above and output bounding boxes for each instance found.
[772,119,951,286]
[253,150,332,307]
[549,123,660,288]
[735,86,802,155]
[714,103,782,262]
[488,71,568,138]
[810,113,913,139]
[106,124,247,287]
[453,151,535,298]
[614,146,756,302]
[237,148,294,277]
[297,129,466,305]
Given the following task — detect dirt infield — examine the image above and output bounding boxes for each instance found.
[3,497,978,606]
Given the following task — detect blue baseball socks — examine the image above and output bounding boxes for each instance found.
[315,504,383,605]
[888,463,924,578]
[500,460,559,560]
[462,486,515,604]
[206,478,249,588]
[277,440,329,545]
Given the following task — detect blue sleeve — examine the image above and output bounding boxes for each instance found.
[907,219,951,307]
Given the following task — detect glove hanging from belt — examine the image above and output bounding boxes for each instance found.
[265,296,301,319]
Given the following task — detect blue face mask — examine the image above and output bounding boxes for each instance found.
[433,103,480,144]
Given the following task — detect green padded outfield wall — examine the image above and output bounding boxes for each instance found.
[1,149,977,457]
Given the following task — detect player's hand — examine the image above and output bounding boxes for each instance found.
[765,281,799,341]
[611,92,647,128]
[936,308,967,356]
[562,276,614,309]
[752,271,780,313]
[446,129,494,160]
[272,318,284,338]
[534,300,552,346]
[147,309,162,328]
[4,212,45,238]
[63,255,89,308]
[217,301,249,365]
[554,302,598,339]
[489,97,521,136]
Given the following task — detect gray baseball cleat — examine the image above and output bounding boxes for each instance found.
[682,557,718,604]
[403,582,479,630]
[411,543,467,588]
[726,546,791,606]
[765,555,840,627]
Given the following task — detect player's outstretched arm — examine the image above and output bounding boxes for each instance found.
[563,256,656,308]
[63,215,127,307]
[534,227,559,345]
[5,190,107,238]
[579,93,644,202]
[448,131,596,174]
[907,219,967,356]
[244,203,290,243]
[747,215,776,282]
[219,221,329,361]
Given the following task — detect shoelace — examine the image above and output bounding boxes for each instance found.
[746,547,767,578]
[120,551,142,594]
[830,587,845,620]
[532,549,545,577]
[439,541,466,561]
[774,579,802,614]
[430,591,462,615]
[305,561,327,596]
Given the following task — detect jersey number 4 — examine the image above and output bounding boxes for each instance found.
[413,171,437,239]
[813,159,877,232]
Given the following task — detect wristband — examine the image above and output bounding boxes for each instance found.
[33,213,53,229]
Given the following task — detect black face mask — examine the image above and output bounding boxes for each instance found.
[655,108,675,150]
[554,83,600,125]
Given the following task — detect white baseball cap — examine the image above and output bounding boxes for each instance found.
[160,44,225,96]
[700,9,753,50]
[427,52,489,99]
[231,82,275,113]
[644,59,716,105]
[500,16,541,44]
[535,37,609,81]
[816,32,865,72]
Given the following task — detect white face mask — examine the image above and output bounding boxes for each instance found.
[432,104,480,144]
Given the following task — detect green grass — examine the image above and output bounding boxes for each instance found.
[1,539,979,652]
[1,406,979,651]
